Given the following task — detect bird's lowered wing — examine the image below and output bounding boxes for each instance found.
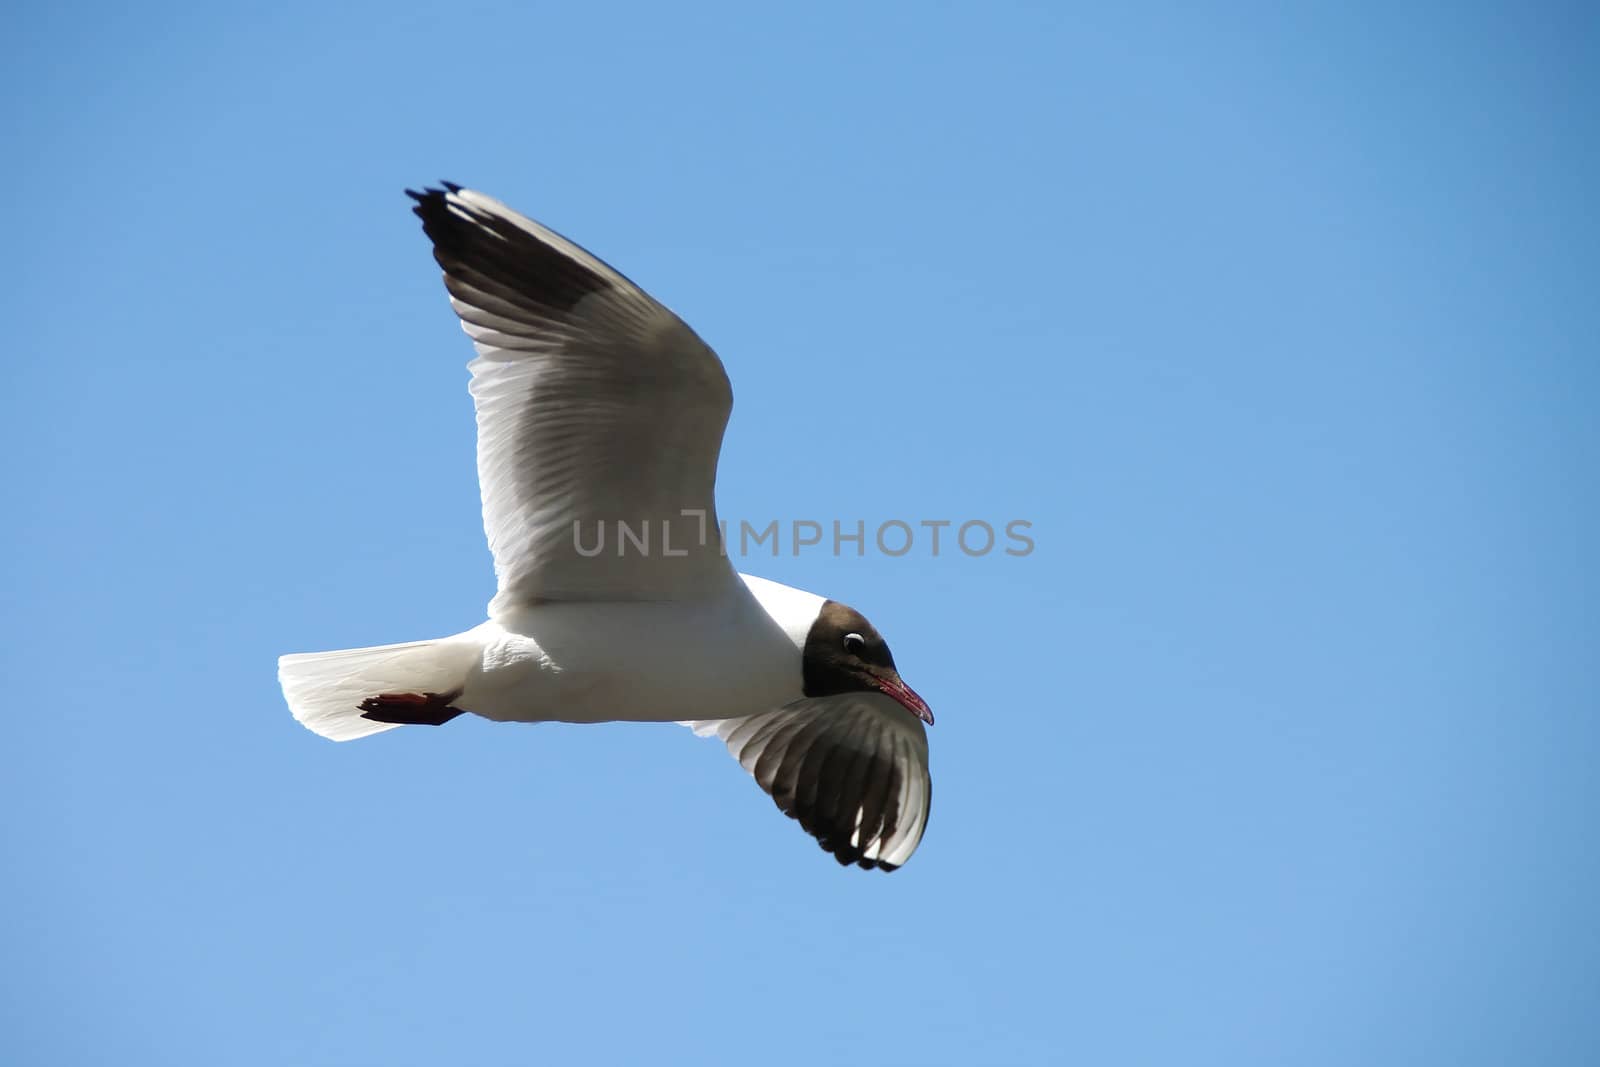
[683,693,932,871]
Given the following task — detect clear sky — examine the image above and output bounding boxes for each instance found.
[4,3,1596,1064]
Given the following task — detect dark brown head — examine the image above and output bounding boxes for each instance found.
[802,600,933,725]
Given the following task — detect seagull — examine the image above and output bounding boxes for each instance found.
[278,184,933,871]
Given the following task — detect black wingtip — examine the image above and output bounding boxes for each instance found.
[810,815,896,871]
[404,182,463,207]
[406,184,457,224]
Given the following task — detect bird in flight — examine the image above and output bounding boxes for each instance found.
[279,184,933,871]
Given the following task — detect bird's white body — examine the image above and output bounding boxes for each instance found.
[281,573,823,738]
[460,574,820,725]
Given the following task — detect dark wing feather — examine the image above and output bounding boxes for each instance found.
[684,694,931,871]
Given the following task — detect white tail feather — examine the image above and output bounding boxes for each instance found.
[278,637,480,741]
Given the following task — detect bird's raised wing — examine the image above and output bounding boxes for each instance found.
[683,693,932,871]
[409,185,736,613]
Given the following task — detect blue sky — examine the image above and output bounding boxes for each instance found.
[4,2,1596,1064]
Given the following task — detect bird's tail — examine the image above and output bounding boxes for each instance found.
[278,637,481,741]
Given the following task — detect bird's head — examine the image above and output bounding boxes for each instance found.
[802,600,933,725]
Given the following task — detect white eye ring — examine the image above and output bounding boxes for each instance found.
[842,632,866,653]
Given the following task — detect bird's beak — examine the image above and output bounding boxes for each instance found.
[873,671,934,726]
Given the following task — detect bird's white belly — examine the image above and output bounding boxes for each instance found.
[457,596,802,725]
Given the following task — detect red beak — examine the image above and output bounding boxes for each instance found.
[874,673,934,726]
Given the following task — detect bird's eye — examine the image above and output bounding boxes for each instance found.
[842,632,866,655]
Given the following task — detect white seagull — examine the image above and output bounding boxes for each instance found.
[278,184,933,871]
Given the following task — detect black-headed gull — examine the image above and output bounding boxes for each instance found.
[279,185,933,871]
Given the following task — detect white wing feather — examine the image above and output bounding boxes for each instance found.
[411,186,736,612]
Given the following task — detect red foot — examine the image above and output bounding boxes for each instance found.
[359,689,466,726]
